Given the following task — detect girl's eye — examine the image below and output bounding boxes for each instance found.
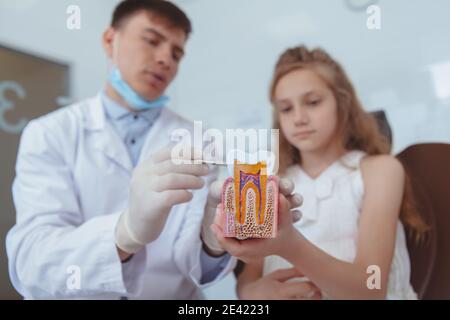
[280,106,292,113]
[308,99,321,106]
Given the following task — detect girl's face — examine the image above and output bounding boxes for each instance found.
[274,68,341,155]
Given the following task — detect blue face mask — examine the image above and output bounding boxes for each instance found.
[108,67,169,110]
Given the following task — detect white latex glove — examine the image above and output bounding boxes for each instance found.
[200,177,303,256]
[116,147,209,254]
[201,180,225,256]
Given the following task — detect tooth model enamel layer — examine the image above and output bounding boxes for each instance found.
[222,160,278,239]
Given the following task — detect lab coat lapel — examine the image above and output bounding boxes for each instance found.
[83,94,133,173]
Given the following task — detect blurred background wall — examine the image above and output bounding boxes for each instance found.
[1,0,449,299]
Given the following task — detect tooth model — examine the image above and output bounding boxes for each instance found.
[222,160,278,239]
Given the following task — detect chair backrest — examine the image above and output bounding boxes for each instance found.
[371,110,393,147]
[397,143,450,299]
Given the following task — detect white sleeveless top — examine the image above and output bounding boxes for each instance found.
[263,150,417,299]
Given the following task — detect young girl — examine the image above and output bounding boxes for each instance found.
[211,46,428,300]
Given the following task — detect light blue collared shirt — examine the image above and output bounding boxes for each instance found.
[101,91,161,166]
[101,91,230,284]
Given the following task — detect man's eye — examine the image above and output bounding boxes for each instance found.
[172,52,181,62]
[143,38,158,46]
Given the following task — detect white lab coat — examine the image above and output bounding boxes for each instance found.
[6,93,236,299]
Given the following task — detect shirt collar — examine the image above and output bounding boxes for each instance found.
[101,90,162,123]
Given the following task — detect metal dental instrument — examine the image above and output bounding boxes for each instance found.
[200,160,228,167]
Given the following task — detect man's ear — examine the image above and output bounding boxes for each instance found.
[102,27,115,59]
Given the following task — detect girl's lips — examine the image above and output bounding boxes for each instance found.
[293,130,316,139]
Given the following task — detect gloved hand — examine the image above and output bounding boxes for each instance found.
[200,177,303,256]
[201,180,225,256]
[115,147,209,254]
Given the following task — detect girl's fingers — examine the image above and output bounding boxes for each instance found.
[291,210,303,223]
[279,194,290,213]
[210,222,268,260]
[281,281,319,300]
[269,268,304,281]
[286,193,303,209]
[279,178,295,196]
[280,281,313,299]
[308,290,322,300]
[278,194,293,227]
[210,223,241,253]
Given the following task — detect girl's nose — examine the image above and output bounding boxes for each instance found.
[293,107,309,126]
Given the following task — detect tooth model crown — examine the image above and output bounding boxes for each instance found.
[222,160,278,239]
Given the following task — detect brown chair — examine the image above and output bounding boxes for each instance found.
[371,110,393,147]
[397,143,450,299]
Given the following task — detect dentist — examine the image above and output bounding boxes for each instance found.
[6,0,236,299]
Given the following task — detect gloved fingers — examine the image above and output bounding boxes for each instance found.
[150,146,176,163]
[155,174,205,192]
[152,145,203,163]
[154,160,209,177]
[206,180,223,206]
[213,203,226,228]
[159,189,194,207]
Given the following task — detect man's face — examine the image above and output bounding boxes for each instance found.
[104,11,187,100]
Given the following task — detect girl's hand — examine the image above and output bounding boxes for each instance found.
[210,188,301,263]
[239,268,321,300]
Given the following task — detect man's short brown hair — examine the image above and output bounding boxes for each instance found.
[111,0,192,37]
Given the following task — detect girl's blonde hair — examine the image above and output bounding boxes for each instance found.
[270,45,428,238]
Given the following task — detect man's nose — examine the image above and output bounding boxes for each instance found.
[155,46,172,70]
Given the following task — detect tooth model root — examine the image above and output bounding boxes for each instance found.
[222,160,278,239]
